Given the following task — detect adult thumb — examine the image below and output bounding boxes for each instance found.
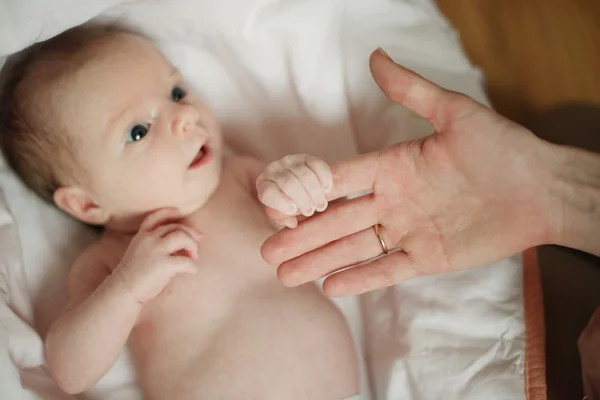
[369,48,450,131]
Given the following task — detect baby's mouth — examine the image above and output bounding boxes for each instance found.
[189,144,211,169]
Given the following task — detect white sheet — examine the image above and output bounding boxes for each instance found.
[0,0,526,399]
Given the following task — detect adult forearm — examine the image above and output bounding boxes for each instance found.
[45,274,141,394]
[547,143,600,256]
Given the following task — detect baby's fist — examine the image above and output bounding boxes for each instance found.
[256,154,333,228]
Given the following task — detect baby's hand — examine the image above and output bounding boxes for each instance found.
[115,208,203,303]
[256,154,333,228]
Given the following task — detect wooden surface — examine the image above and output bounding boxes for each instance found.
[434,0,600,126]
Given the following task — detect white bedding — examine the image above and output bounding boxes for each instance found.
[0,0,526,399]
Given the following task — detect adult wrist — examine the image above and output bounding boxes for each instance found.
[544,141,600,255]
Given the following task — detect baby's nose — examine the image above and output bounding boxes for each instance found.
[172,107,196,135]
[172,116,190,135]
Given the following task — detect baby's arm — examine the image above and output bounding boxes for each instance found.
[45,208,202,395]
[45,247,141,394]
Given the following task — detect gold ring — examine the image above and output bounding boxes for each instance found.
[373,224,389,255]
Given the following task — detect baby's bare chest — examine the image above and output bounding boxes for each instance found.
[138,176,279,316]
[93,164,358,398]
[107,174,357,398]
[128,215,353,397]
[130,173,302,337]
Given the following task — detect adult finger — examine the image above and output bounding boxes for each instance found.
[261,194,378,265]
[277,225,386,287]
[369,48,458,132]
[325,151,379,202]
[322,251,417,297]
[305,155,333,193]
[264,150,380,218]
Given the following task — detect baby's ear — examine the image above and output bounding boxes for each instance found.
[53,186,109,225]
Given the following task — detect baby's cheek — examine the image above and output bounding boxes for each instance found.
[107,173,168,211]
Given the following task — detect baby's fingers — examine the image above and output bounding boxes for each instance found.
[155,224,203,243]
[292,164,328,212]
[169,257,198,275]
[305,156,333,193]
[162,230,200,260]
[265,207,298,229]
[140,207,180,232]
[269,172,315,216]
[257,180,298,216]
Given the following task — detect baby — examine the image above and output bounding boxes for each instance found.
[0,27,359,399]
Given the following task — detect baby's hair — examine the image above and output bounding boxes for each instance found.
[0,24,133,204]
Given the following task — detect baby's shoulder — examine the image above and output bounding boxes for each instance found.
[76,232,117,260]
[69,234,122,279]
[66,237,115,298]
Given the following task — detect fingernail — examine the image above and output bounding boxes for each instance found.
[316,202,327,212]
[286,203,298,215]
[377,47,392,60]
[284,218,297,229]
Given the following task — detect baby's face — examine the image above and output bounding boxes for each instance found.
[55,34,223,225]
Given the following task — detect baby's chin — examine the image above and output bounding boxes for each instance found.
[171,183,220,217]
[105,164,223,230]
[176,198,211,217]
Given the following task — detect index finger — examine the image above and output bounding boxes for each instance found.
[326,151,379,201]
[264,151,380,219]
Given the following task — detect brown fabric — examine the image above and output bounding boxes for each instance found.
[524,248,547,400]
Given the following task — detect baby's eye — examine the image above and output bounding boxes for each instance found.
[126,123,150,143]
[171,86,186,102]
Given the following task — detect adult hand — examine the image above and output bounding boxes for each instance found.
[261,48,558,297]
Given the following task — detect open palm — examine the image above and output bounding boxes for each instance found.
[261,49,555,297]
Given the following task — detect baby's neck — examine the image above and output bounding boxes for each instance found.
[102,203,205,239]
[101,152,239,238]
